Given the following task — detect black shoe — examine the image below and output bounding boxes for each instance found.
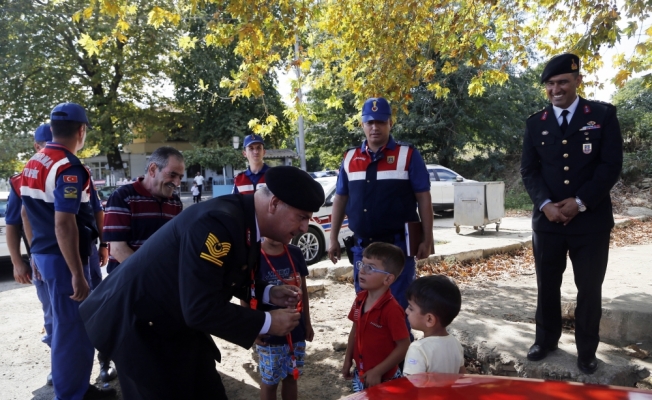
[98,365,117,383]
[83,385,117,400]
[46,372,53,386]
[527,344,558,361]
[97,353,117,383]
[577,357,598,374]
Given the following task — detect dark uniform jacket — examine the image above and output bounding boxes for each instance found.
[79,194,265,362]
[520,97,623,234]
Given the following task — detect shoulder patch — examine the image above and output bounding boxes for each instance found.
[527,108,547,120]
[395,141,414,147]
[200,232,231,267]
[63,186,78,198]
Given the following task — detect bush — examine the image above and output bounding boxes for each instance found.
[621,149,652,183]
[505,185,533,211]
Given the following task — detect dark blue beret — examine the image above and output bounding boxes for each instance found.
[265,166,325,212]
[541,53,580,83]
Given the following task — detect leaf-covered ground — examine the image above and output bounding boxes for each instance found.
[418,218,652,285]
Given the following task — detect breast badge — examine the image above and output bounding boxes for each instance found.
[200,233,231,267]
[583,143,592,154]
[386,155,395,164]
[542,131,549,136]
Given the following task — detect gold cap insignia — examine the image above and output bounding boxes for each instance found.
[200,233,231,267]
[371,100,378,112]
[571,60,578,70]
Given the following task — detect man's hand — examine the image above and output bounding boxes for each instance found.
[362,367,383,388]
[557,197,580,225]
[269,285,301,308]
[268,308,301,336]
[305,321,314,342]
[31,258,42,281]
[254,335,269,346]
[542,202,569,224]
[13,259,31,284]
[328,240,341,264]
[415,240,433,260]
[98,246,109,267]
[70,274,90,302]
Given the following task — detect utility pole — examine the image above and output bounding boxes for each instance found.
[294,35,307,171]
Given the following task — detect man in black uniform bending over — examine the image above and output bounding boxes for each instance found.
[80,166,325,399]
[520,53,623,374]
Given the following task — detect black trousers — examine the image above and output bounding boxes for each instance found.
[532,229,611,360]
[112,325,227,400]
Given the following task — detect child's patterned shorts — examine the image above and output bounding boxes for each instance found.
[255,342,306,385]
[352,367,402,392]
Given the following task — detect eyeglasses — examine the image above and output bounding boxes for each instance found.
[355,261,390,275]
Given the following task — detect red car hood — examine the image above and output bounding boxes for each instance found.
[343,373,652,399]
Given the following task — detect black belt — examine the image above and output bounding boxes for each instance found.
[355,232,402,248]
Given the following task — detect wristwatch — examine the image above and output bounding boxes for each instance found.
[575,197,586,212]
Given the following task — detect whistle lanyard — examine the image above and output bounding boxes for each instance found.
[261,245,302,380]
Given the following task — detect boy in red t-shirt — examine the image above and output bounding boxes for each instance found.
[342,242,411,392]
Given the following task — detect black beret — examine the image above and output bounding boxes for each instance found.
[265,166,325,212]
[541,53,580,83]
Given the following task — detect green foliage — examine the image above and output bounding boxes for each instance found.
[0,0,180,170]
[504,187,533,211]
[170,5,290,148]
[612,78,652,152]
[393,65,547,167]
[304,88,362,170]
[183,147,245,172]
[621,149,652,183]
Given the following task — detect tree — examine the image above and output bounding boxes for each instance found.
[612,78,652,152]
[0,0,180,172]
[170,5,289,148]
[78,0,652,116]
[393,66,547,166]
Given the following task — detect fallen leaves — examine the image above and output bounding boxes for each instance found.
[418,218,652,285]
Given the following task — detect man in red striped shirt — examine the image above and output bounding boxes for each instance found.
[103,146,184,274]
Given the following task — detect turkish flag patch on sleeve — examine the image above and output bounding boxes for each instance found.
[63,175,78,183]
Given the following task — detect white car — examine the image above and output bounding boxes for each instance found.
[427,164,475,211]
[292,176,351,264]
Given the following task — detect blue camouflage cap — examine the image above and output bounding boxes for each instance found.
[34,124,52,142]
[244,134,265,148]
[50,103,92,128]
[361,97,392,123]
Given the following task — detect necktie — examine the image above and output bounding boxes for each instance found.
[560,110,569,134]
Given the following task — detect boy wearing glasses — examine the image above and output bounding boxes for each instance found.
[342,243,410,392]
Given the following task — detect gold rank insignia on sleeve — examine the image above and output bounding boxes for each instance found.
[64,186,78,198]
[200,233,231,267]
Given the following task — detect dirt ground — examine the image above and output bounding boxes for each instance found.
[0,269,366,400]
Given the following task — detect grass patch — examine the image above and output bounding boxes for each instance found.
[504,188,532,211]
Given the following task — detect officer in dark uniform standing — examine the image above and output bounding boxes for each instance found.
[520,54,623,374]
[79,166,325,399]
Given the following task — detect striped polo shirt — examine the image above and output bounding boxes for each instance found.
[103,177,183,273]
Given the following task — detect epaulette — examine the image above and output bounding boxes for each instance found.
[527,108,546,120]
[590,99,613,106]
[395,141,414,148]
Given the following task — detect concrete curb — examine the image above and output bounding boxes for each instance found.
[307,215,651,280]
